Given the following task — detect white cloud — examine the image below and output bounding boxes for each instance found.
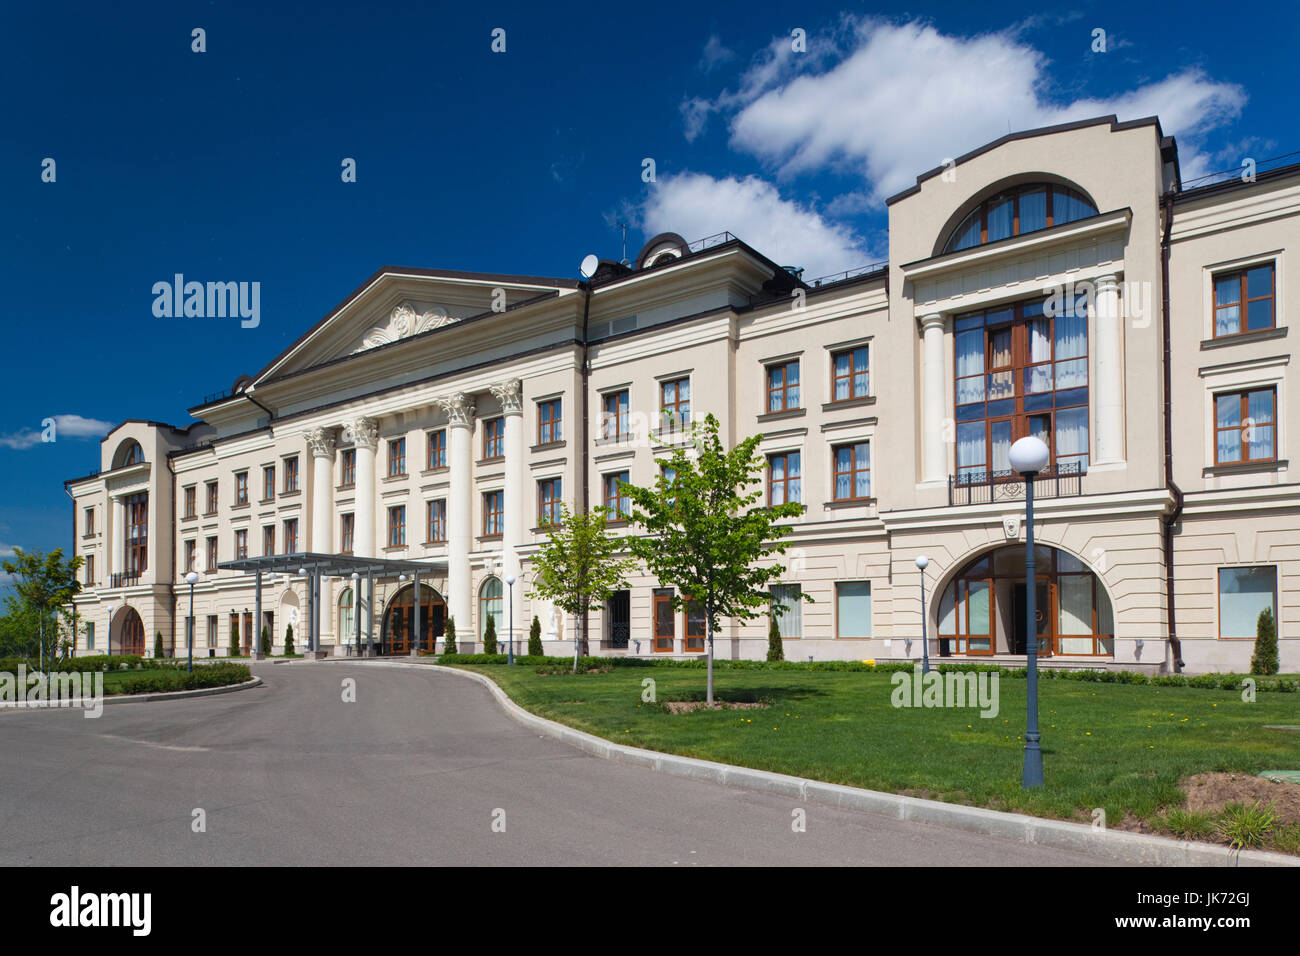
[641,172,876,277]
[698,35,735,73]
[698,18,1245,201]
[0,414,112,450]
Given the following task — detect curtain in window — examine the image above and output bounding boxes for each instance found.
[990,421,1012,474]
[1247,390,1274,458]
[938,584,958,635]
[836,582,871,638]
[966,581,990,650]
[986,198,1014,241]
[1057,575,1092,635]
[956,422,986,477]
[1055,406,1089,471]
[787,452,801,503]
[1216,395,1241,462]
[339,588,354,643]
[771,584,802,639]
[1219,567,1275,639]
[1019,190,1047,232]
[956,330,985,404]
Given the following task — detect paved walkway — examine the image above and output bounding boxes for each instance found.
[0,663,1114,866]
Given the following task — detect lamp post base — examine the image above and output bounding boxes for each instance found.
[1022,733,1044,789]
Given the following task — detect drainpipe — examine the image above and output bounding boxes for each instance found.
[167,452,178,658]
[578,281,593,664]
[1161,192,1185,672]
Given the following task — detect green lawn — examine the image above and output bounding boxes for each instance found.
[451,661,1300,827]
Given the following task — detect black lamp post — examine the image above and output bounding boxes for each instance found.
[915,556,931,674]
[506,574,516,665]
[185,571,199,673]
[1010,435,1050,789]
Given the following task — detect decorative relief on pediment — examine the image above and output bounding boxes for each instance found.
[354,303,456,353]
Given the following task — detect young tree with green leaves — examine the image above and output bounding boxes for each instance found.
[622,414,806,705]
[530,505,636,673]
[1,547,83,670]
[483,613,498,655]
[230,621,241,657]
[1251,607,1279,676]
[766,613,785,662]
[261,625,271,656]
[528,614,543,657]
[443,615,458,655]
[284,623,295,656]
[154,631,164,659]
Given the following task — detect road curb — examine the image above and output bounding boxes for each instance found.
[399,662,1296,868]
[0,676,263,713]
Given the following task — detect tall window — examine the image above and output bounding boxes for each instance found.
[426,430,446,469]
[943,183,1097,253]
[284,457,299,492]
[86,621,95,650]
[84,507,95,535]
[832,346,869,401]
[234,528,248,560]
[660,378,691,432]
[339,589,355,646]
[479,577,503,639]
[388,438,407,477]
[283,518,298,553]
[483,418,504,459]
[234,471,248,505]
[602,390,630,440]
[684,597,706,652]
[427,500,446,543]
[388,506,406,547]
[85,554,96,585]
[206,614,218,648]
[263,465,275,501]
[184,486,196,518]
[206,536,218,571]
[768,452,801,505]
[836,581,871,638]
[1218,566,1277,639]
[1215,387,1276,464]
[833,442,871,500]
[771,584,802,639]
[341,513,355,553]
[125,492,148,574]
[263,525,275,556]
[537,401,562,445]
[205,481,218,515]
[603,471,630,518]
[341,448,356,486]
[538,478,563,526]
[1214,263,1275,337]
[954,297,1089,481]
[184,540,196,572]
[766,361,800,412]
[483,491,504,536]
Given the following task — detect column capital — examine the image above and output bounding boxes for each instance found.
[304,426,337,459]
[919,311,946,332]
[1094,273,1120,293]
[345,417,379,451]
[489,379,523,415]
[437,392,476,428]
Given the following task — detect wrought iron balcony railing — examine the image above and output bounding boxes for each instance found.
[948,464,1084,506]
[110,570,143,588]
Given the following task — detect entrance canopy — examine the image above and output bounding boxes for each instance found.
[218,552,447,578]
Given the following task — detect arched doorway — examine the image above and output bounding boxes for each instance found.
[381,584,444,654]
[119,607,146,657]
[937,545,1113,658]
[479,577,502,641]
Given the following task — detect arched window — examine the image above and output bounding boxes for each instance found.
[943,184,1098,254]
[479,577,503,639]
[114,440,145,469]
[381,583,444,654]
[339,588,354,646]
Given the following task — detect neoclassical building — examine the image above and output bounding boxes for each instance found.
[65,115,1297,673]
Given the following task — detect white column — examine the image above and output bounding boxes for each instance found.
[350,417,379,558]
[305,427,336,553]
[1093,274,1124,465]
[920,312,948,483]
[491,380,524,648]
[112,496,126,578]
[437,392,475,632]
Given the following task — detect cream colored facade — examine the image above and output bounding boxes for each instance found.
[66,115,1298,673]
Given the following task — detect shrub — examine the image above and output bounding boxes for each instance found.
[260,625,271,656]
[284,624,294,656]
[154,631,164,659]
[483,615,497,655]
[528,615,544,657]
[443,616,458,655]
[1251,607,1279,676]
[766,615,784,662]
[229,621,241,658]
[117,662,251,695]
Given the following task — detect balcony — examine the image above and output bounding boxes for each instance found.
[949,464,1083,506]
[110,570,143,588]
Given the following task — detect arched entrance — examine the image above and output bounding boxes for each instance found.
[381,584,444,654]
[937,545,1113,658]
[119,607,146,657]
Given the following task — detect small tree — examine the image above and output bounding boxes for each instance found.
[483,614,498,655]
[1,547,83,670]
[530,505,636,673]
[154,631,164,659]
[1251,607,1279,676]
[528,614,543,657]
[766,614,785,662]
[623,414,806,705]
[443,616,458,655]
[230,621,241,657]
[284,623,295,656]
[260,625,271,656]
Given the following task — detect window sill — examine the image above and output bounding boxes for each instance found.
[183,514,198,521]
[757,407,805,423]
[383,473,408,482]
[479,456,505,466]
[824,496,875,509]
[1200,327,1286,350]
[383,544,408,552]
[420,467,449,477]
[822,395,876,413]
[336,483,355,492]
[231,502,250,511]
[259,498,274,506]
[202,511,218,518]
[422,540,447,547]
[281,488,301,498]
[1203,458,1286,477]
[478,534,503,542]
[530,440,566,453]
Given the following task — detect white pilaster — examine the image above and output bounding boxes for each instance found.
[1093,274,1124,465]
[491,379,524,649]
[305,427,336,554]
[350,418,379,558]
[438,392,475,632]
[112,496,126,577]
[920,313,948,483]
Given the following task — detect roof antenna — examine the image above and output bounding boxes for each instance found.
[617,221,630,267]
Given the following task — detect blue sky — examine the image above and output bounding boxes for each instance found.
[1,0,1296,588]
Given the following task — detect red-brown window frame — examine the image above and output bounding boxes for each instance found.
[426,430,446,470]
[944,184,1096,253]
[426,500,446,543]
[483,418,504,460]
[283,518,298,553]
[184,486,196,519]
[234,471,249,506]
[766,360,800,412]
[832,442,871,501]
[659,378,690,432]
[388,438,407,477]
[206,536,218,571]
[388,505,406,547]
[183,540,195,573]
[284,457,299,493]
[263,465,275,501]
[537,400,562,445]
[340,448,356,486]
[234,528,248,560]
[126,491,148,574]
[205,481,218,515]
[1212,263,1275,338]
[482,490,504,536]
[767,451,801,506]
[831,346,869,402]
[340,513,355,554]
[653,588,675,652]
[1214,386,1277,465]
[602,390,630,440]
[263,525,275,557]
[603,471,630,519]
[538,477,563,526]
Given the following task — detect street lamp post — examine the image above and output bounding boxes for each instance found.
[351,572,361,657]
[915,556,930,675]
[505,574,517,665]
[106,604,116,658]
[185,571,199,673]
[1010,435,1050,790]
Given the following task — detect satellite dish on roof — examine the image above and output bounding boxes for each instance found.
[579,254,599,279]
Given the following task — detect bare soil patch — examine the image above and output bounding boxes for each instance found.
[1182,772,1300,825]
[663,700,768,714]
